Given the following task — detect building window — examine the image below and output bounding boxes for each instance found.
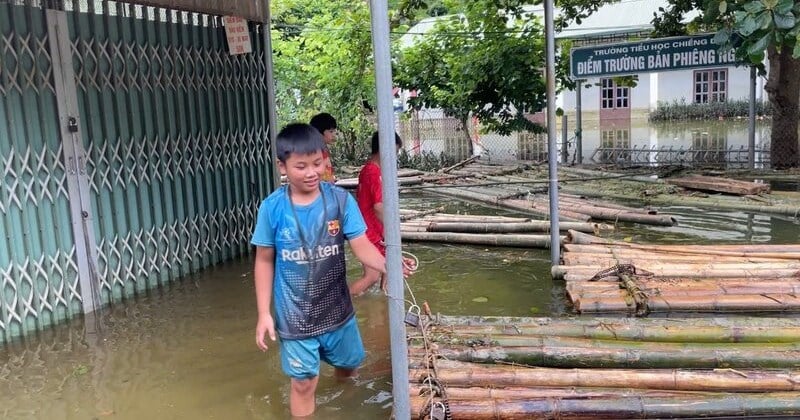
[694,69,727,103]
[601,78,629,109]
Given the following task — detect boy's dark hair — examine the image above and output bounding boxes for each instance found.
[370,131,403,154]
[309,113,337,133]
[276,123,326,162]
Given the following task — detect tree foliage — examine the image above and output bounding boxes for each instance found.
[271,0,376,164]
[394,0,548,149]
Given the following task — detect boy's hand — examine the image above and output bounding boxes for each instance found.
[402,257,418,278]
[256,314,277,352]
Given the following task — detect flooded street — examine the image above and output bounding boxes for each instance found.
[1,189,799,419]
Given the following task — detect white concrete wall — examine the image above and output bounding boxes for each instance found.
[561,64,767,112]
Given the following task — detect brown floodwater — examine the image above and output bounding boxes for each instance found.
[1,190,798,419]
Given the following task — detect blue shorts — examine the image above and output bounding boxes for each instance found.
[280,316,366,380]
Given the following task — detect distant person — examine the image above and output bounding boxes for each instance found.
[309,112,338,182]
[350,131,416,296]
[251,123,409,417]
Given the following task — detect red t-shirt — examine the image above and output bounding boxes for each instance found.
[321,149,335,182]
[356,161,384,252]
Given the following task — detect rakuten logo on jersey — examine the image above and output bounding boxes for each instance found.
[281,244,342,263]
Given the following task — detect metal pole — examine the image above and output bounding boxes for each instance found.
[575,81,583,165]
[748,66,756,169]
[561,114,568,164]
[368,1,410,419]
[263,0,281,190]
[544,0,560,265]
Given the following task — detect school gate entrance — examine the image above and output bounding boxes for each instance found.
[0,1,274,343]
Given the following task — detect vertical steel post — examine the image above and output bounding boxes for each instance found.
[561,114,568,163]
[263,0,280,190]
[368,1,410,419]
[748,66,756,169]
[545,0,560,265]
[47,9,102,315]
[575,81,583,165]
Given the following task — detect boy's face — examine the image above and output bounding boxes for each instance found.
[322,128,337,145]
[279,151,325,194]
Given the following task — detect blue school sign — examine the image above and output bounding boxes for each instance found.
[570,34,740,79]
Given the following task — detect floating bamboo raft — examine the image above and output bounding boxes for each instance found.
[408,313,800,419]
[555,231,800,315]
[398,211,614,249]
[558,166,800,218]
[424,184,677,226]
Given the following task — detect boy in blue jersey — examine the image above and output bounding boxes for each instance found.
[251,123,391,417]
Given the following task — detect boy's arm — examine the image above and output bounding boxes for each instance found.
[254,246,277,351]
[349,234,386,274]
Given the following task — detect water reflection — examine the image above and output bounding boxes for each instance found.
[407,119,779,168]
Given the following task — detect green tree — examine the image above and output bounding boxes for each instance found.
[271,0,377,165]
[559,0,800,168]
[394,0,547,156]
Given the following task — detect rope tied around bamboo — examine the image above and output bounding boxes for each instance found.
[414,307,453,420]
[590,264,655,316]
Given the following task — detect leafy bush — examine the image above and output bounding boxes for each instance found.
[397,149,458,172]
[649,99,772,122]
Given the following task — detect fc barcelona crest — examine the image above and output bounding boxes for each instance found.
[327,219,341,236]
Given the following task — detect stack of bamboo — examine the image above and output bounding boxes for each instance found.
[408,315,800,419]
[555,231,800,315]
[427,184,677,226]
[398,212,614,248]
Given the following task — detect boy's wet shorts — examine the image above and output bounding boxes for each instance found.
[279,315,365,380]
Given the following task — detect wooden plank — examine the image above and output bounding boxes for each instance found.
[666,175,770,196]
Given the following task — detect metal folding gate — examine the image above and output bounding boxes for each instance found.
[0,1,273,343]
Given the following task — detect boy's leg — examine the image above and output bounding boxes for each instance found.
[320,316,366,381]
[281,338,322,417]
[290,376,319,417]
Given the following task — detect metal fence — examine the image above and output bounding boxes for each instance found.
[0,0,273,343]
[397,114,551,163]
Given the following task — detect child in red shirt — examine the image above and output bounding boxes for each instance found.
[350,131,404,296]
[309,113,338,182]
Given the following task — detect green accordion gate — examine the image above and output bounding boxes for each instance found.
[0,1,274,343]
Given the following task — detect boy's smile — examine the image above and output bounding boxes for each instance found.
[280,151,325,199]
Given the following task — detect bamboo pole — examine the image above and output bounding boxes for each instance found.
[422,221,600,233]
[426,322,800,343]
[562,253,794,264]
[399,206,448,222]
[564,242,800,258]
[408,385,724,400]
[574,293,800,314]
[401,231,561,248]
[567,281,800,297]
[561,185,800,217]
[553,263,800,280]
[428,188,585,222]
[409,393,800,419]
[433,314,800,328]
[409,359,800,391]
[408,340,800,369]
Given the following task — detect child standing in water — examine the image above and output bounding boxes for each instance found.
[251,123,398,417]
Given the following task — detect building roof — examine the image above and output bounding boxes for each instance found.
[399,0,698,48]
